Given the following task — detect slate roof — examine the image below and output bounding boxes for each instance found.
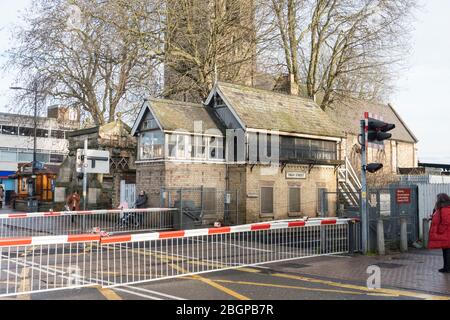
[325,98,418,143]
[215,82,345,138]
[133,98,223,135]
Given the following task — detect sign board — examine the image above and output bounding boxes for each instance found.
[380,193,391,217]
[396,188,411,204]
[286,172,307,180]
[224,193,231,204]
[76,149,110,174]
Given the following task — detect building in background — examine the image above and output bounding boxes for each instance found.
[0,105,79,205]
[164,0,256,102]
[54,120,137,211]
[132,81,420,225]
[132,82,345,225]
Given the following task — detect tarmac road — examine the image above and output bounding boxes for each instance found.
[3,251,450,301]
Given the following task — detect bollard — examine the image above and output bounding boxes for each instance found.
[377,218,385,256]
[400,217,408,252]
[423,218,430,249]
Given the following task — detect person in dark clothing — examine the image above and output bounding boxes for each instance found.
[133,191,148,228]
[429,193,450,273]
[135,191,148,208]
[0,186,4,209]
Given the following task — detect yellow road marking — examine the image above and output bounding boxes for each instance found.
[207,279,391,297]
[237,269,450,300]
[169,262,250,301]
[96,286,123,300]
[190,275,251,300]
[238,267,261,273]
[17,267,31,300]
[128,248,250,300]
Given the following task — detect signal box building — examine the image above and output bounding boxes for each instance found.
[132,82,418,224]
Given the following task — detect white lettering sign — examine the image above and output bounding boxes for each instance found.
[286,172,307,179]
[76,149,110,174]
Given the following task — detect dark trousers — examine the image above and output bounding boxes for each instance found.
[443,249,450,270]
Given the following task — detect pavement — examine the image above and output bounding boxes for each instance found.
[2,249,449,301]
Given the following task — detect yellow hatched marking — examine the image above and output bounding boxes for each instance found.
[237,269,450,301]
[96,286,123,300]
[17,267,31,300]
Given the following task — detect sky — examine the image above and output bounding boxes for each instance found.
[0,0,449,164]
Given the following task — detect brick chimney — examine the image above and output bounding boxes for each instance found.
[288,73,299,96]
[273,73,300,96]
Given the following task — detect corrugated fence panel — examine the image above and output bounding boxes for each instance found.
[417,183,450,239]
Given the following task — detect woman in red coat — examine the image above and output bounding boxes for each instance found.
[428,193,450,273]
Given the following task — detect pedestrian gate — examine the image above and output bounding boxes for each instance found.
[367,186,419,252]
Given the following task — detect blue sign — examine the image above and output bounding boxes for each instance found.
[33,161,45,170]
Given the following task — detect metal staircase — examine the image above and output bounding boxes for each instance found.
[338,157,362,212]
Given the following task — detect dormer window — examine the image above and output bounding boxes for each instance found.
[142,118,158,131]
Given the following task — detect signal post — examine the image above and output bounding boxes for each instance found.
[359,112,395,254]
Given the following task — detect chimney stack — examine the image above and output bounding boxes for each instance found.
[289,73,299,96]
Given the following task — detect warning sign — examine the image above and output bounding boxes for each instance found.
[396,189,411,204]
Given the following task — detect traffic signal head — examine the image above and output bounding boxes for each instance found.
[367,118,395,143]
[368,131,392,141]
[366,163,383,173]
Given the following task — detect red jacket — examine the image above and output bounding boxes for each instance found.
[428,205,450,249]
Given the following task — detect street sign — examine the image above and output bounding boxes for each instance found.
[286,172,307,179]
[76,149,110,174]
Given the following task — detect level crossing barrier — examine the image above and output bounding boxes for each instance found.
[0,217,361,297]
[0,208,176,238]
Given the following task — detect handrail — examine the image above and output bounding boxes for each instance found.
[345,157,362,189]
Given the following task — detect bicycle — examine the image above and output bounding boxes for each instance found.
[118,204,141,229]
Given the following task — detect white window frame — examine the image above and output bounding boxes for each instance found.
[139,131,164,160]
[208,136,224,161]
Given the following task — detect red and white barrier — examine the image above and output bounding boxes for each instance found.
[0,217,361,298]
[0,208,176,238]
[0,208,176,219]
[101,218,350,244]
[0,218,356,246]
[0,234,101,247]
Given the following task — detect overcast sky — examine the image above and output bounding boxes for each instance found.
[0,0,449,164]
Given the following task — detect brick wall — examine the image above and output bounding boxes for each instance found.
[242,164,337,224]
[136,162,227,207]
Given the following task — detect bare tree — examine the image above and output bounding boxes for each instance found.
[161,0,274,102]
[5,0,161,126]
[267,0,417,109]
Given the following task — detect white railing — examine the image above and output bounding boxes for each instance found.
[0,218,361,297]
[0,208,177,238]
[338,158,362,208]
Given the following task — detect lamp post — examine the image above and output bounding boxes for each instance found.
[10,83,39,202]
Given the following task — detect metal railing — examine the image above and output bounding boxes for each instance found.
[0,235,101,297]
[0,208,176,238]
[0,218,361,297]
[338,157,362,209]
